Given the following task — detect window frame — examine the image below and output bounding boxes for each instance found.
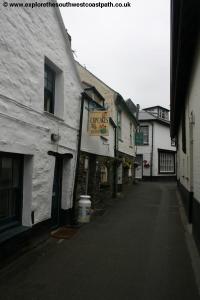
[0,152,24,229]
[44,64,55,114]
[140,125,149,145]
[130,122,133,146]
[171,138,176,147]
[158,149,176,174]
[117,110,122,140]
[182,109,186,153]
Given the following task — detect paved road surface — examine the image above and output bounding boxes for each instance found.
[0,182,199,300]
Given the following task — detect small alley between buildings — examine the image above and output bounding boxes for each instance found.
[0,181,199,300]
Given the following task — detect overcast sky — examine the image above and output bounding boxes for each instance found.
[60,0,170,110]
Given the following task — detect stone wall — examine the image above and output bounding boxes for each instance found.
[0,4,82,226]
[76,152,115,213]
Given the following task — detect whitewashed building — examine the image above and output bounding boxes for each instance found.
[0,2,82,250]
[171,0,200,252]
[76,62,137,199]
[76,82,116,210]
[135,106,176,180]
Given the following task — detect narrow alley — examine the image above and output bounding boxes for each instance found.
[0,182,199,300]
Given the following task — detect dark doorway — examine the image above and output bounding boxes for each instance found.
[51,158,63,228]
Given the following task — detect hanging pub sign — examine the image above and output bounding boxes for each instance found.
[88,111,109,136]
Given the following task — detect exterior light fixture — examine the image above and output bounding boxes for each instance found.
[51,133,60,142]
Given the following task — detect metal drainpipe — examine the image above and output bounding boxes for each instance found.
[113,125,117,197]
[71,92,85,225]
[150,122,154,178]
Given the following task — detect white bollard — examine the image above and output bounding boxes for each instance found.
[78,195,91,223]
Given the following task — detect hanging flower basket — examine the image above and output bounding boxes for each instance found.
[123,158,132,169]
[143,160,150,168]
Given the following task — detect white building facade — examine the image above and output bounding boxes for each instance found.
[76,62,137,196]
[171,0,200,252]
[0,3,82,246]
[135,106,176,180]
[76,62,137,199]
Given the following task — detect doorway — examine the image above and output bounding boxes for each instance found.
[51,158,63,228]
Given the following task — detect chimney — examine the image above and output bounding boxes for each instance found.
[136,104,140,121]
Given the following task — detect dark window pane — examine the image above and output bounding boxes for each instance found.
[0,154,23,226]
[13,158,20,187]
[0,190,9,219]
[44,65,55,114]
[140,126,149,144]
[159,152,175,174]
[0,157,12,187]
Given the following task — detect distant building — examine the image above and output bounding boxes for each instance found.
[0,3,82,258]
[135,106,176,180]
[76,81,116,211]
[76,62,137,205]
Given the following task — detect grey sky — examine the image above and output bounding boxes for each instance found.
[60,0,170,109]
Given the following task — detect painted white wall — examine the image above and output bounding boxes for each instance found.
[117,109,136,157]
[137,121,176,177]
[0,5,82,225]
[81,98,115,158]
[76,63,137,158]
[176,39,200,202]
[136,122,153,176]
[153,122,176,176]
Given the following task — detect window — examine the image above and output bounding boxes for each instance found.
[44,64,55,114]
[140,126,149,145]
[130,122,133,146]
[117,110,122,140]
[158,150,175,174]
[160,110,165,119]
[171,138,176,147]
[0,153,23,227]
[182,110,186,153]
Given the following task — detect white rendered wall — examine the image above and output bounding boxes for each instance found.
[137,121,176,177]
[136,122,153,176]
[176,39,200,202]
[153,122,176,176]
[117,109,136,157]
[0,5,82,225]
[76,62,116,120]
[76,63,136,158]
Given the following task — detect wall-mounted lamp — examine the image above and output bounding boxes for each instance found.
[51,133,60,142]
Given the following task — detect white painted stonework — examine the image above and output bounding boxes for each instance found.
[76,62,137,159]
[137,111,176,177]
[118,108,136,158]
[0,3,82,226]
[176,39,200,203]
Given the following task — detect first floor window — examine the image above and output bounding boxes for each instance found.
[0,153,23,227]
[158,150,175,174]
[171,138,176,147]
[117,110,122,140]
[44,64,55,114]
[140,125,149,145]
[130,122,133,146]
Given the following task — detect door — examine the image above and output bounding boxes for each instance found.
[51,158,63,227]
[135,155,143,179]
